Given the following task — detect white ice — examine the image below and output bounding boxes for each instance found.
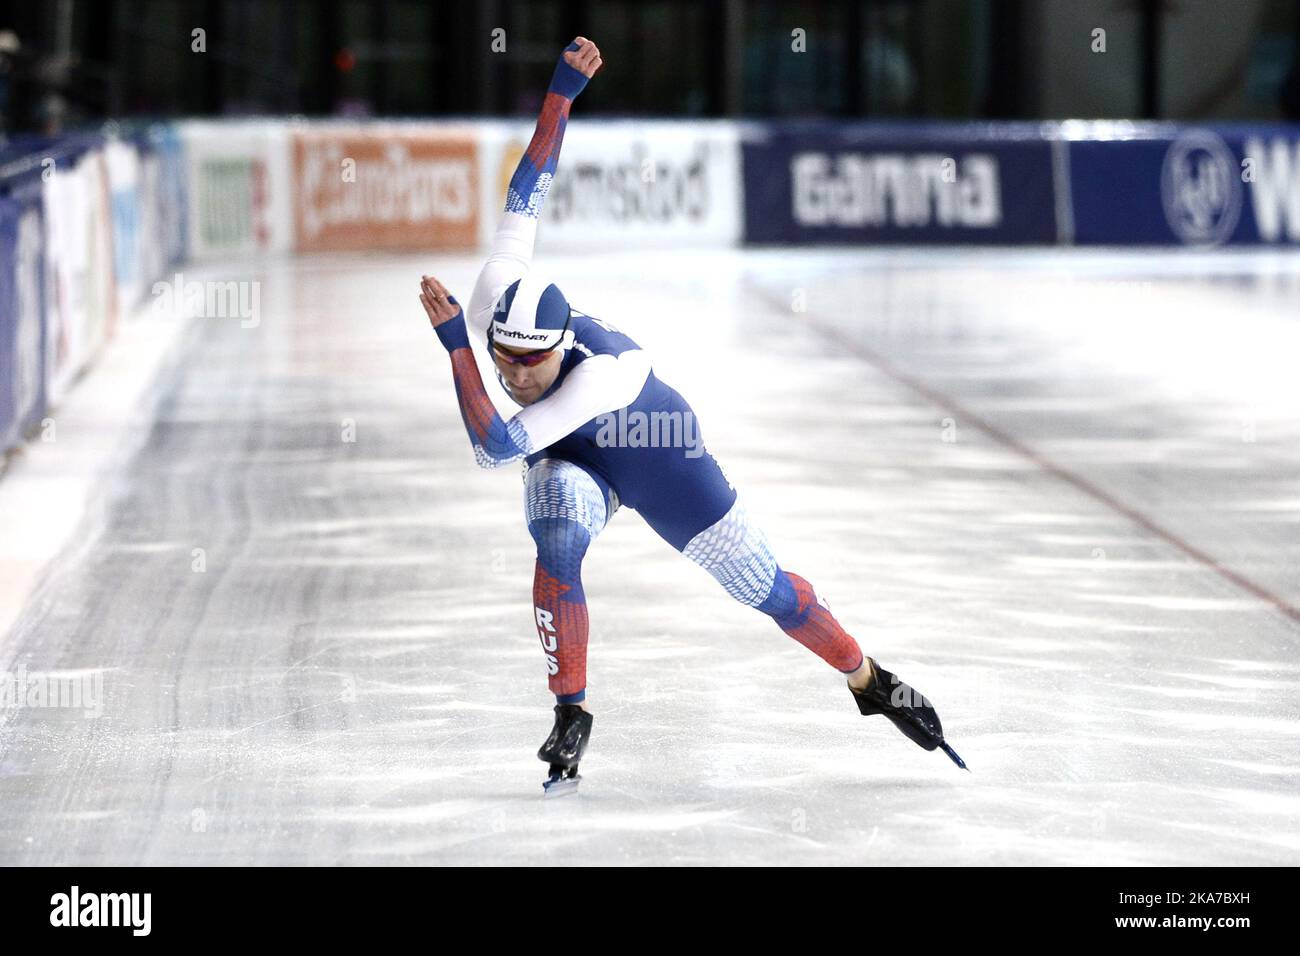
[1,245,1298,865]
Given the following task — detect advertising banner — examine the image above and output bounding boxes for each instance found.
[105,137,143,315]
[0,196,46,452]
[182,122,293,258]
[34,141,116,402]
[292,126,479,252]
[743,122,1059,245]
[1066,123,1300,246]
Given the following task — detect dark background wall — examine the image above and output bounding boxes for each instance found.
[1,0,1299,134]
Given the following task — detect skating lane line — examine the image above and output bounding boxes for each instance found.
[771,299,1300,629]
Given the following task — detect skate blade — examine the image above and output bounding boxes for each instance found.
[940,741,969,771]
[542,772,581,797]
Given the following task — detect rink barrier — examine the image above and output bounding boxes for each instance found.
[175,118,1300,253]
[741,120,1300,246]
[741,120,1061,245]
[5,118,1300,456]
[0,126,187,454]
[0,192,44,453]
[1063,121,1300,245]
[180,121,293,258]
[292,123,479,252]
[180,119,746,257]
[513,121,743,249]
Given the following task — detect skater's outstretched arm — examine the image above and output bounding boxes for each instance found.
[422,271,647,468]
[421,276,530,468]
[465,38,602,344]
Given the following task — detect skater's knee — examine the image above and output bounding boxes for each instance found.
[757,568,812,628]
[682,499,778,608]
[528,515,592,564]
[524,459,609,536]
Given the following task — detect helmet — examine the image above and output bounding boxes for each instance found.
[490,273,572,352]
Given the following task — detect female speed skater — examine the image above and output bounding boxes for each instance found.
[419,37,966,794]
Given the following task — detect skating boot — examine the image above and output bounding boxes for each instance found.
[538,703,593,796]
[850,658,968,770]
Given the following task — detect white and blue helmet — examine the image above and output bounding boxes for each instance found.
[490,272,572,352]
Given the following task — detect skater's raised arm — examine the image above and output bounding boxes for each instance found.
[466,37,602,343]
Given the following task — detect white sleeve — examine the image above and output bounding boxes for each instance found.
[466,213,538,346]
[513,349,653,451]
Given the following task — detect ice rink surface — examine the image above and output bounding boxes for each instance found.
[1,244,1298,865]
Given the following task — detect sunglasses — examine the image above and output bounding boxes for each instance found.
[492,344,556,367]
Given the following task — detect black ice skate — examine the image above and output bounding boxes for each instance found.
[538,703,594,796]
[850,659,968,770]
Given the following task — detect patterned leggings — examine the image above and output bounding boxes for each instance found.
[525,458,865,703]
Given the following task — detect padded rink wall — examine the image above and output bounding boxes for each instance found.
[3,118,1300,456]
[741,120,1300,246]
[1,126,186,455]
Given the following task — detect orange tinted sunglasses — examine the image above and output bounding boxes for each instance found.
[492,344,557,366]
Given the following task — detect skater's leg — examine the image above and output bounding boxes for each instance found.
[680,498,866,676]
[629,440,867,676]
[632,445,960,764]
[524,458,616,708]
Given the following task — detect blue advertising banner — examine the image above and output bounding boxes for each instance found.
[742,121,1061,245]
[1065,123,1300,246]
[741,120,1300,247]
